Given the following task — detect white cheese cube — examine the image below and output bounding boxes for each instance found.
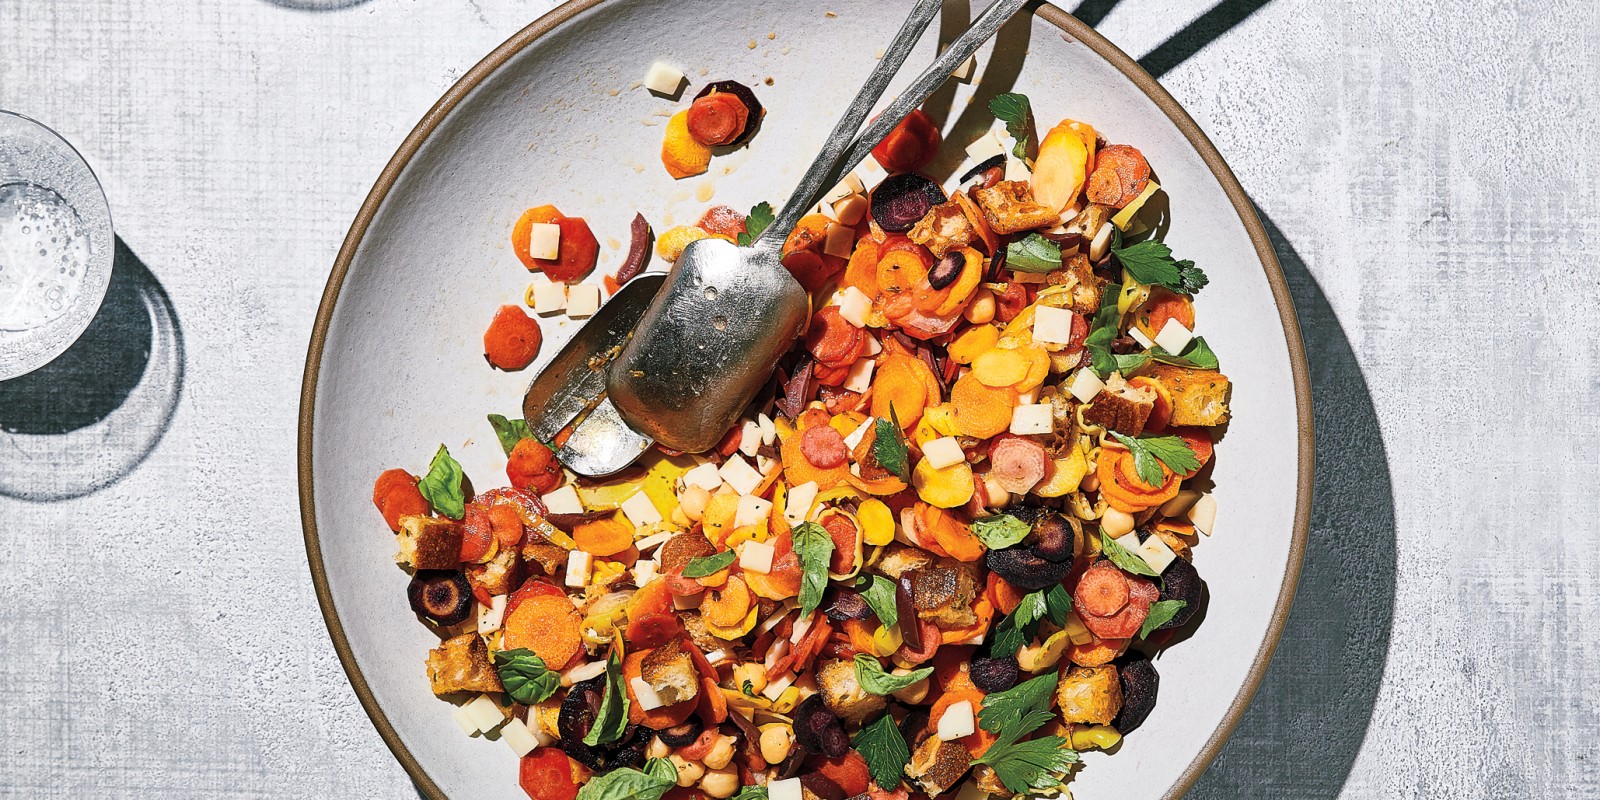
[738,540,775,574]
[704,648,734,666]
[1113,532,1143,555]
[1068,368,1105,403]
[635,530,675,553]
[822,178,855,204]
[783,481,819,524]
[789,613,814,644]
[1017,389,1037,406]
[501,718,541,757]
[563,659,608,685]
[838,171,865,196]
[1005,157,1032,183]
[563,549,592,588]
[1009,403,1054,436]
[632,559,660,586]
[951,52,977,81]
[842,357,876,394]
[832,193,868,226]
[770,778,804,800]
[922,437,966,470]
[842,417,875,451]
[643,61,685,96]
[1135,534,1178,574]
[464,694,506,733]
[763,638,791,670]
[672,591,704,610]
[719,455,764,496]
[567,283,602,319]
[1128,327,1156,350]
[530,281,567,315]
[757,454,777,475]
[965,131,1006,163]
[862,333,883,356]
[734,494,773,528]
[453,704,482,735]
[1188,493,1217,536]
[834,286,873,328]
[619,490,664,528]
[936,700,976,740]
[823,222,855,260]
[541,485,584,515]
[739,419,763,457]
[1154,318,1194,355]
[758,413,777,446]
[681,462,725,492]
[630,677,666,711]
[1032,305,1076,345]
[477,594,508,636]
[526,222,562,260]
[761,672,796,701]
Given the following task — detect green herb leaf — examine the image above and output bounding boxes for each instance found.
[972,730,1080,794]
[873,410,910,481]
[978,672,1059,735]
[583,649,630,746]
[794,521,835,616]
[1043,584,1073,626]
[1111,239,1209,295]
[417,444,466,520]
[854,654,933,696]
[1138,600,1188,639]
[490,648,561,705]
[575,758,678,800]
[1108,431,1201,486]
[737,202,776,246]
[1154,337,1220,370]
[1005,233,1062,274]
[1083,282,1123,379]
[990,584,1074,658]
[970,514,1032,550]
[1099,530,1160,577]
[988,92,1032,159]
[681,549,738,578]
[856,574,899,629]
[854,712,912,791]
[731,787,770,800]
[487,414,534,456]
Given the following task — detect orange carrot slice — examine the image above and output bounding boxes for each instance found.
[1074,561,1131,617]
[950,373,1016,438]
[502,595,582,668]
[572,515,635,557]
[702,575,753,628]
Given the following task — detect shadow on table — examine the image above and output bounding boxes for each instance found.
[1187,210,1398,798]
[259,0,373,11]
[0,237,185,501]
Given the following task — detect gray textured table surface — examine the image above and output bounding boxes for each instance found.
[2,0,1596,797]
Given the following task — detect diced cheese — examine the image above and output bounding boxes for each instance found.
[1032,306,1076,345]
[1135,534,1178,574]
[635,530,675,553]
[842,417,875,451]
[464,694,506,733]
[951,52,977,81]
[1113,532,1142,555]
[862,333,883,356]
[789,613,814,644]
[965,131,1006,162]
[630,677,666,711]
[719,455,764,496]
[823,222,855,260]
[838,171,865,196]
[1009,403,1054,436]
[834,286,873,328]
[529,281,567,315]
[541,485,584,515]
[756,454,777,475]
[763,638,791,670]
[526,223,561,260]
[619,490,664,528]
[739,419,762,457]
[681,462,724,492]
[735,494,774,528]
[632,560,659,586]
[477,594,508,636]
[832,193,868,226]
[643,61,685,95]
[757,413,777,446]
[1128,327,1156,350]
[1017,389,1037,406]
[501,718,541,757]
[783,481,819,524]
[822,177,856,204]
[453,704,481,736]
[672,591,704,610]
[567,283,602,318]
[769,778,804,800]
[1188,493,1217,535]
[1068,368,1105,403]
[1154,318,1194,355]
[1005,157,1032,182]
[936,700,976,739]
[564,660,607,685]
[704,648,734,666]
[761,672,795,701]
[842,357,876,394]
[563,549,592,588]
[922,437,966,470]
[738,540,775,574]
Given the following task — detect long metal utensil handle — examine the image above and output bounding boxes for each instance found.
[757,0,941,248]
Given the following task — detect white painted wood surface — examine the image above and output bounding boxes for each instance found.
[0,0,1595,797]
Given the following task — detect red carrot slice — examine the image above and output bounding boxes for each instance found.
[1074,561,1131,617]
[800,425,850,469]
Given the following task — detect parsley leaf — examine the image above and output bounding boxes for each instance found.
[583,649,630,746]
[681,549,738,578]
[1099,530,1160,577]
[1111,239,1209,295]
[793,521,835,616]
[737,202,776,246]
[978,672,1059,735]
[1108,432,1200,486]
[988,92,1032,159]
[417,444,466,519]
[1138,599,1188,638]
[487,414,534,456]
[855,574,899,629]
[1083,282,1123,378]
[972,729,1080,794]
[490,648,561,705]
[854,654,933,696]
[575,758,677,800]
[1005,233,1062,274]
[854,712,912,791]
[970,514,1032,550]
[873,410,910,481]
[731,788,769,800]
[990,585,1074,657]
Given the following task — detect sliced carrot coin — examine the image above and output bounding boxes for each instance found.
[1074,561,1131,617]
[503,595,582,668]
[972,347,1030,387]
[572,515,635,557]
[950,373,1016,438]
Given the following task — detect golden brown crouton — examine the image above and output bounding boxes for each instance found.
[1056,664,1123,725]
[1082,373,1155,435]
[1143,364,1232,426]
[640,639,700,706]
[396,515,462,571]
[468,543,518,597]
[876,544,934,580]
[905,736,972,796]
[426,633,503,696]
[908,559,983,629]
[973,180,1059,234]
[816,658,887,726]
[908,201,976,258]
[1045,253,1102,315]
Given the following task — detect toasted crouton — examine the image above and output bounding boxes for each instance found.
[908,201,976,258]
[640,639,700,706]
[908,559,982,629]
[396,515,462,571]
[1056,664,1123,725]
[1082,373,1155,435]
[468,543,519,597]
[1143,364,1231,426]
[973,180,1059,234]
[1046,253,1102,315]
[905,736,971,796]
[816,658,887,726]
[426,633,503,696]
[876,544,934,580]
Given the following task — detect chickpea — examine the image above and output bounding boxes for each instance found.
[759,725,793,765]
[699,766,740,799]
[890,669,930,704]
[646,735,671,760]
[671,507,693,528]
[701,734,737,771]
[963,288,996,324]
[981,475,1011,509]
[670,755,704,787]
[732,662,769,696]
[1100,506,1135,537]
[678,485,712,521]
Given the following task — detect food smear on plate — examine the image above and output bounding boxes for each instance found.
[419,90,1231,800]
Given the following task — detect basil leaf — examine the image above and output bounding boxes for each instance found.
[1083,282,1123,378]
[1109,431,1200,486]
[417,444,466,520]
[978,672,1058,735]
[1151,336,1220,370]
[854,654,933,696]
[575,758,678,800]
[1044,583,1073,626]
[972,730,1079,793]
[1099,531,1160,578]
[490,648,561,705]
[1138,599,1188,639]
[731,788,770,800]
[856,574,899,629]
[853,712,912,791]
[793,521,835,616]
[1005,233,1062,274]
[1111,239,1208,295]
[970,514,1031,549]
[737,202,776,246]
[987,92,1032,159]
[872,411,910,481]
[583,649,630,746]
[681,549,738,578]
[487,414,533,456]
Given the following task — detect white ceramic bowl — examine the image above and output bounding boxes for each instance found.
[300,2,1312,798]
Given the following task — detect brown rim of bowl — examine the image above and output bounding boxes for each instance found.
[298,2,1313,797]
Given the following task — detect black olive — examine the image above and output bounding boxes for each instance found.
[407,570,472,625]
[693,80,764,146]
[793,694,848,758]
[927,251,964,289]
[970,655,1019,692]
[959,154,1006,186]
[801,773,847,800]
[897,708,929,751]
[558,678,607,769]
[985,545,1073,592]
[895,576,922,651]
[610,736,648,768]
[1155,554,1204,630]
[778,743,809,779]
[869,173,946,232]
[656,718,704,746]
[823,588,873,622]
[1112,652,1159,734]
